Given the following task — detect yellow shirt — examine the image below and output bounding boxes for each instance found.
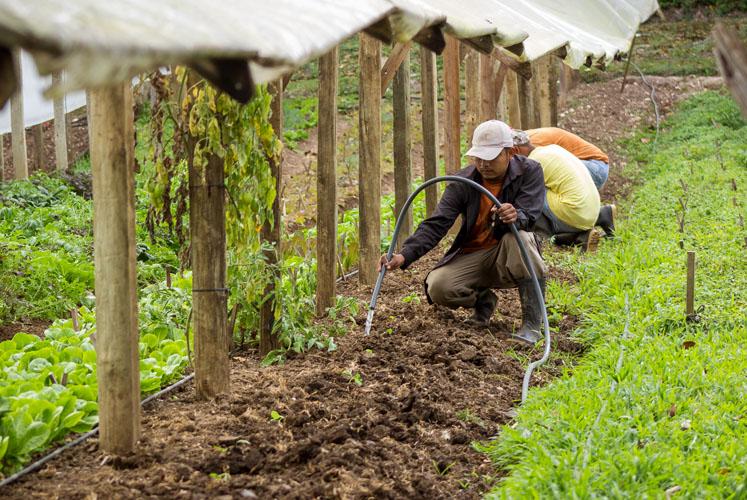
[529,145,600,230]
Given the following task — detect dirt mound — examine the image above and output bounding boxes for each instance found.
[4,248,583,499]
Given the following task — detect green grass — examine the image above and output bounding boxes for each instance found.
[478,91,747,497]
[581,15,747,81]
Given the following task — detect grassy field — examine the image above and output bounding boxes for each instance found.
[479,91,747,497]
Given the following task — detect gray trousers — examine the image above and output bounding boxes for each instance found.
[425,231,547,309]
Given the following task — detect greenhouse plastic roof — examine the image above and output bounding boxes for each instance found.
[0,0,658,106]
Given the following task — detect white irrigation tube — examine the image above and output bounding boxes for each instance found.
[364,175,550,403]
[0,373,195,489]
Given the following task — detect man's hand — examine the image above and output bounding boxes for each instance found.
[378,253,405,272]
[490,203,518,225]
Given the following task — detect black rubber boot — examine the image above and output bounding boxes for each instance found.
[512,278,546,345]
[596,204,616,238]
[465,289,497,327]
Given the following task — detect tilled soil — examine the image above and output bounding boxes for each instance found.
[3,250,583,500]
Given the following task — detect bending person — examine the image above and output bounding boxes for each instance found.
[378,120,547,344]
[525,127,616,236]
[512,131,602,251]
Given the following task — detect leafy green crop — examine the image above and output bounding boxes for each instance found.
[0,275,191,474]
[479,91,747,497]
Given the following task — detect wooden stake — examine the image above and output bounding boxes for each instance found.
[52,71,68,172]
[358,33,381,286]
[505,70,522,128]
[189,79,228,397]
[621,34,638,94]
[10,49,27,180]
[420,46,439,217]
[464,46,481,144]
[260,80,283,353]
[534,56,553,127]
[380,42,412,97]
[165,267,172,288]
[31,123,44,172]
[317,47,338,314]
[90,83,139,454]
[443,36,461,174]
[480,52,496,122]
[70,308,80,331]
[393,49,412,249]
[1,133,5,180]
[686,251,695,317]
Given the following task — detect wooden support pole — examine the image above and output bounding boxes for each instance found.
[358,34,381,286]
[393,49,412,248]
[317,47,338,315]
[380,42,412,97]
[713,22,747,119]
[620,34,638,94]
[548,57,559,126]
[189,79,228,398]
[420,46,439,217]
[443,36,461,174]
[31,123,44,172]
[518,71,536,129]
[53,71,68,172]
[686,251,695,317]
[494,62,509,114]
[464,46,481,144]
[10,49,27,180]
[480,53,496,122]
[259,81,283,353]
[90,83,139,454]
[534,56,553,127]
[1,133,5,180]
[505,69,522,128]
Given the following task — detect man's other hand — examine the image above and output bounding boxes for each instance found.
[378,253,405,272]
[491,203,518,224]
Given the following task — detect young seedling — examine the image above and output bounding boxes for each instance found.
[342,369,363,386]
[270,410,284,422]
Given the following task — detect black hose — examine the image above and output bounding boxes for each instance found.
[364,175,551,403]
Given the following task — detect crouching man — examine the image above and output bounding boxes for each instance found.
[378,120,547,344]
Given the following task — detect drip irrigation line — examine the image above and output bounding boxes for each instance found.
[364,175,550,404]
[630,61,661,146]
[0,372,196,490]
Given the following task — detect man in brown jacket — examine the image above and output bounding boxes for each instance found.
[379,120,547,344]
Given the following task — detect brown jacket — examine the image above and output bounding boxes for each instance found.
[400,155,545,270]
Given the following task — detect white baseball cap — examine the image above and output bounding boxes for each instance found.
[465,120,514,160]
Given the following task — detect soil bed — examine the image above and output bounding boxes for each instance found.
[4,249,582,499]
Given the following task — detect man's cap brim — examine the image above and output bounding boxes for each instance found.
[465,145,502,161]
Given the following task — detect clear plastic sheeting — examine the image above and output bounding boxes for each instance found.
[0,0,445,97]
[490,0,659,67]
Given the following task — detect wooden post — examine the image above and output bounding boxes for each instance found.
[505,70,522,128]
[493,62,509,117]
[1,133,5,180]
[620,34,638,94]
[31,124,44,172]
[548,57,559,126]
[559,63,579,109]
[189,79,228,398]
[90,83,139,454]
[260,81,283,353]
[479,52,496,122]
[534,56,553,127]
[686,251,695,317]
[10,49,27,180]
[464,46,481,145]
[443,35,461,174]
[53,71,68,172]
[358,34,381,286]
[420,46,439,217]
[713,22,747,119]
[393,49,412,248]
[317,47,338,315]
[518,72,535,129]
